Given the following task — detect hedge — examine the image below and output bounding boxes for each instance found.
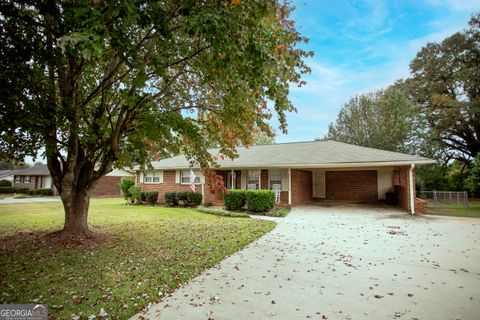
[28,188,53,196]
[164,191,202,207]
[165,192,178,206]
[246,190,276,212]
[145,191,158,205]
[0,179,12,187]
[0,187,30,194]
[223,190,247,210]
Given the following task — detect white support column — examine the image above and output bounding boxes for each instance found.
[288,168,292,205]
[409,164,415,215]
[231,170,234,190]
[201,183,205,204]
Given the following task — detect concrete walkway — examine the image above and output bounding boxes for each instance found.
[132,205,480,320]
[0,196,61,204]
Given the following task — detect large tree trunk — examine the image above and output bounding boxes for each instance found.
[60,189,91,237]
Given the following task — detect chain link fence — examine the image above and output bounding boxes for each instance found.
[418,191,469,208]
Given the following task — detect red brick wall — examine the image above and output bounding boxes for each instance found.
[138,170,220,204]
[291,169,312,206]
[415,198,428,214]
[325,171,378,202]
[393,166,426,213]
[91,176,123,197]
[261,169,268,190]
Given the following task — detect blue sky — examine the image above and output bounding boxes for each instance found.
[272,0,480,143]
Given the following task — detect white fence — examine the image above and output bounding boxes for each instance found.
[418,191,469,208]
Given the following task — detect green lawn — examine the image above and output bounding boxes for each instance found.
[427,199,480,218]
[0,198,275,319]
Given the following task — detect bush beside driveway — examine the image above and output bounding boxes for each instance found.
[134,205,480,320]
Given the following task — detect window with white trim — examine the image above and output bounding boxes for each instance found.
[15,176,21,183]
[180,170,201,184]
[269,169,282,190]
[144,171,162,183]
[247,170,260,190]
[24,176,31,183]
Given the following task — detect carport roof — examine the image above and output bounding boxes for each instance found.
[146,140,435,170]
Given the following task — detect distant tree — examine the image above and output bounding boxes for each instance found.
[0,159,29,170]
[326,86,417,153]
[0,1,311,237]
[406,13,480,164]
[466,155,480,197]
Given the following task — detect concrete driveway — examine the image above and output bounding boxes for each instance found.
[132,205,480,320]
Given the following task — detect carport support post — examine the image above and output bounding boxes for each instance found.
[231,170,234,190]
[409,164,415,215]
[288,168,292,205]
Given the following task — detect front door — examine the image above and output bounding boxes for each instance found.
[313,171,325,198]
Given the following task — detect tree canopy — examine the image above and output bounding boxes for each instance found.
[326,86,417,153]
[406,13,480,163]
[0,0,310,236]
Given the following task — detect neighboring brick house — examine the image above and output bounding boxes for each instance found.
[135,140,435,214]
[13,164,54,190]
[13,164,134,197]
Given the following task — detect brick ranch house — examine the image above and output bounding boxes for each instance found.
[13,163,135,197]
[136,140,435,214]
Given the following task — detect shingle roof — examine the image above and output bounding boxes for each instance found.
[148,140,435,170]
[14,164,50,176]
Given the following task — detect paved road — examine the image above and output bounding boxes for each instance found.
[132,205,480,320]
[0,196,61,204]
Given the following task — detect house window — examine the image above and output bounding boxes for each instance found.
[24,176,31,183]
[15,176,21,183]
[269,169,282,190]
[180,170,201,184]
[144,171,162,183]
[247,170,260,190]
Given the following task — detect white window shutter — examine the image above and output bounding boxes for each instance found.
[281,169,288,191]
[175,170,180,184]
[200,171,205,184]
[241,170,247,190]
[139,172,144,184]
[159,171,164,183]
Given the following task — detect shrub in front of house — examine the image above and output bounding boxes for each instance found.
[140,191,147,203]
[0,187,29,194]
[0,180,12,187]
[246,190,276,212]
[120,177,135,201]
[165,192,178,206]
[28,188,53,196]
[165,191,202,207]
[187,192,203,206]
[128,186,142,203]
[223,190,247,210]
[0,186,14,193]
[145,191,158,205]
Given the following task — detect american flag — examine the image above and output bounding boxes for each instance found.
[189,169,196,193]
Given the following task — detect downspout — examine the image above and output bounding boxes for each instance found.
[409,164,415,215]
